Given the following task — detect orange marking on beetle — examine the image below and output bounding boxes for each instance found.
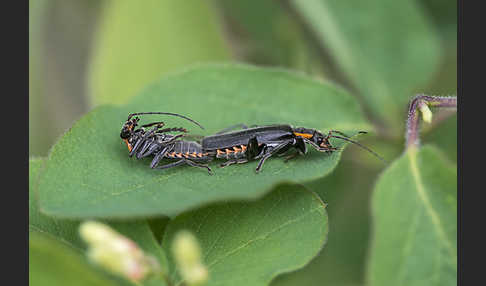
[217,149,224,155]
[197,153,203,158]
[123,139,133,152]
[293,132,313,139]
[225,148,234,154]
[191,152,197,158]
[176,153,183,158]
[241,145,247,151]
[233,146,241,153]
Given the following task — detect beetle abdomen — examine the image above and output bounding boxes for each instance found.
[215,145,248,160]
[168,141,210,160]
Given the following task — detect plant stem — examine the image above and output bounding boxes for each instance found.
[406,94,457,148]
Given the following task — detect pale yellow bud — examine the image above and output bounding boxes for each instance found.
[79,221,117,245]
[172,230,202,266]
[419,102,433,123]
[79,221,161,282]
[172,230,208,286]
[185,264,209,286]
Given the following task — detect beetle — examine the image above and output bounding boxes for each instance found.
[120,112,213,174]
[201,124,385,172]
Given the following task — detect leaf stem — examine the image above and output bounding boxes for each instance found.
[406,94,457,148]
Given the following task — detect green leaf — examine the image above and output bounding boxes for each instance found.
[147,216,171,244]
[272,154,383,286]
[31,158,169,284]
[162,184,328,286]
[290,0,441,133]
[368,145,456,286]
[29,157,83,248]
[37,64,371,219]
[30,231,127,286]
[88,0,230,106]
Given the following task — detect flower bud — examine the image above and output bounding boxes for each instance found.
[172,230,208,286]
[419,102,433,123]
[79,221,161,282]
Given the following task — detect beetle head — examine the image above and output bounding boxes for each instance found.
[293,127,333,151]
[120,117,140,139]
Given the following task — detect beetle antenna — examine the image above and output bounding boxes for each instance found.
[330,135,387,164]
[127,112,204,130]
[329,130,367,138]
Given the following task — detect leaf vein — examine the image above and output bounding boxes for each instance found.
[206,206,322,270]
[408,151,455,264]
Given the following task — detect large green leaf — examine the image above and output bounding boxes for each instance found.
[88,0,229,106]
[162,184,328,286]
[38,64,371,218]
[30,158,169,285]
[272,153,383,286]
[29,157,83,248]
[290,0,441,133]
[368,145,456,286]
[30,231,128,286]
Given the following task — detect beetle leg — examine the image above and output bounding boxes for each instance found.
[150,146,171,168]
[294,137,307,154]
[280,137,306,163]
[220,159,248,168]
[283,152,299,163]
[154,159,187,170]
[140,133,184,160]
[161,134,185,144]
[278,149,299,162]
[130,126,160,156]
[138,142,161,159]
[220,160,236,168]
[303,138,331,152]
[141,121,165,128]
[327,130,348,138]
[246,136,265,160]
[129,136,144,157]
[156,127,187,134]
[139,130,184,159]
[255,153,271,172]
[255,141,293,172]
[184,160,213,175]
[137,139,155,159]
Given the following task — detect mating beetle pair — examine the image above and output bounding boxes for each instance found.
[120,112,385,174]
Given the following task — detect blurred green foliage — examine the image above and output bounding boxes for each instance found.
[29,0,456,285]
[88,0,230,106]
[30,231,126,286]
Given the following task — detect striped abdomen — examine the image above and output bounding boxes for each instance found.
[214,145,248,160]
[165,141,211,161]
